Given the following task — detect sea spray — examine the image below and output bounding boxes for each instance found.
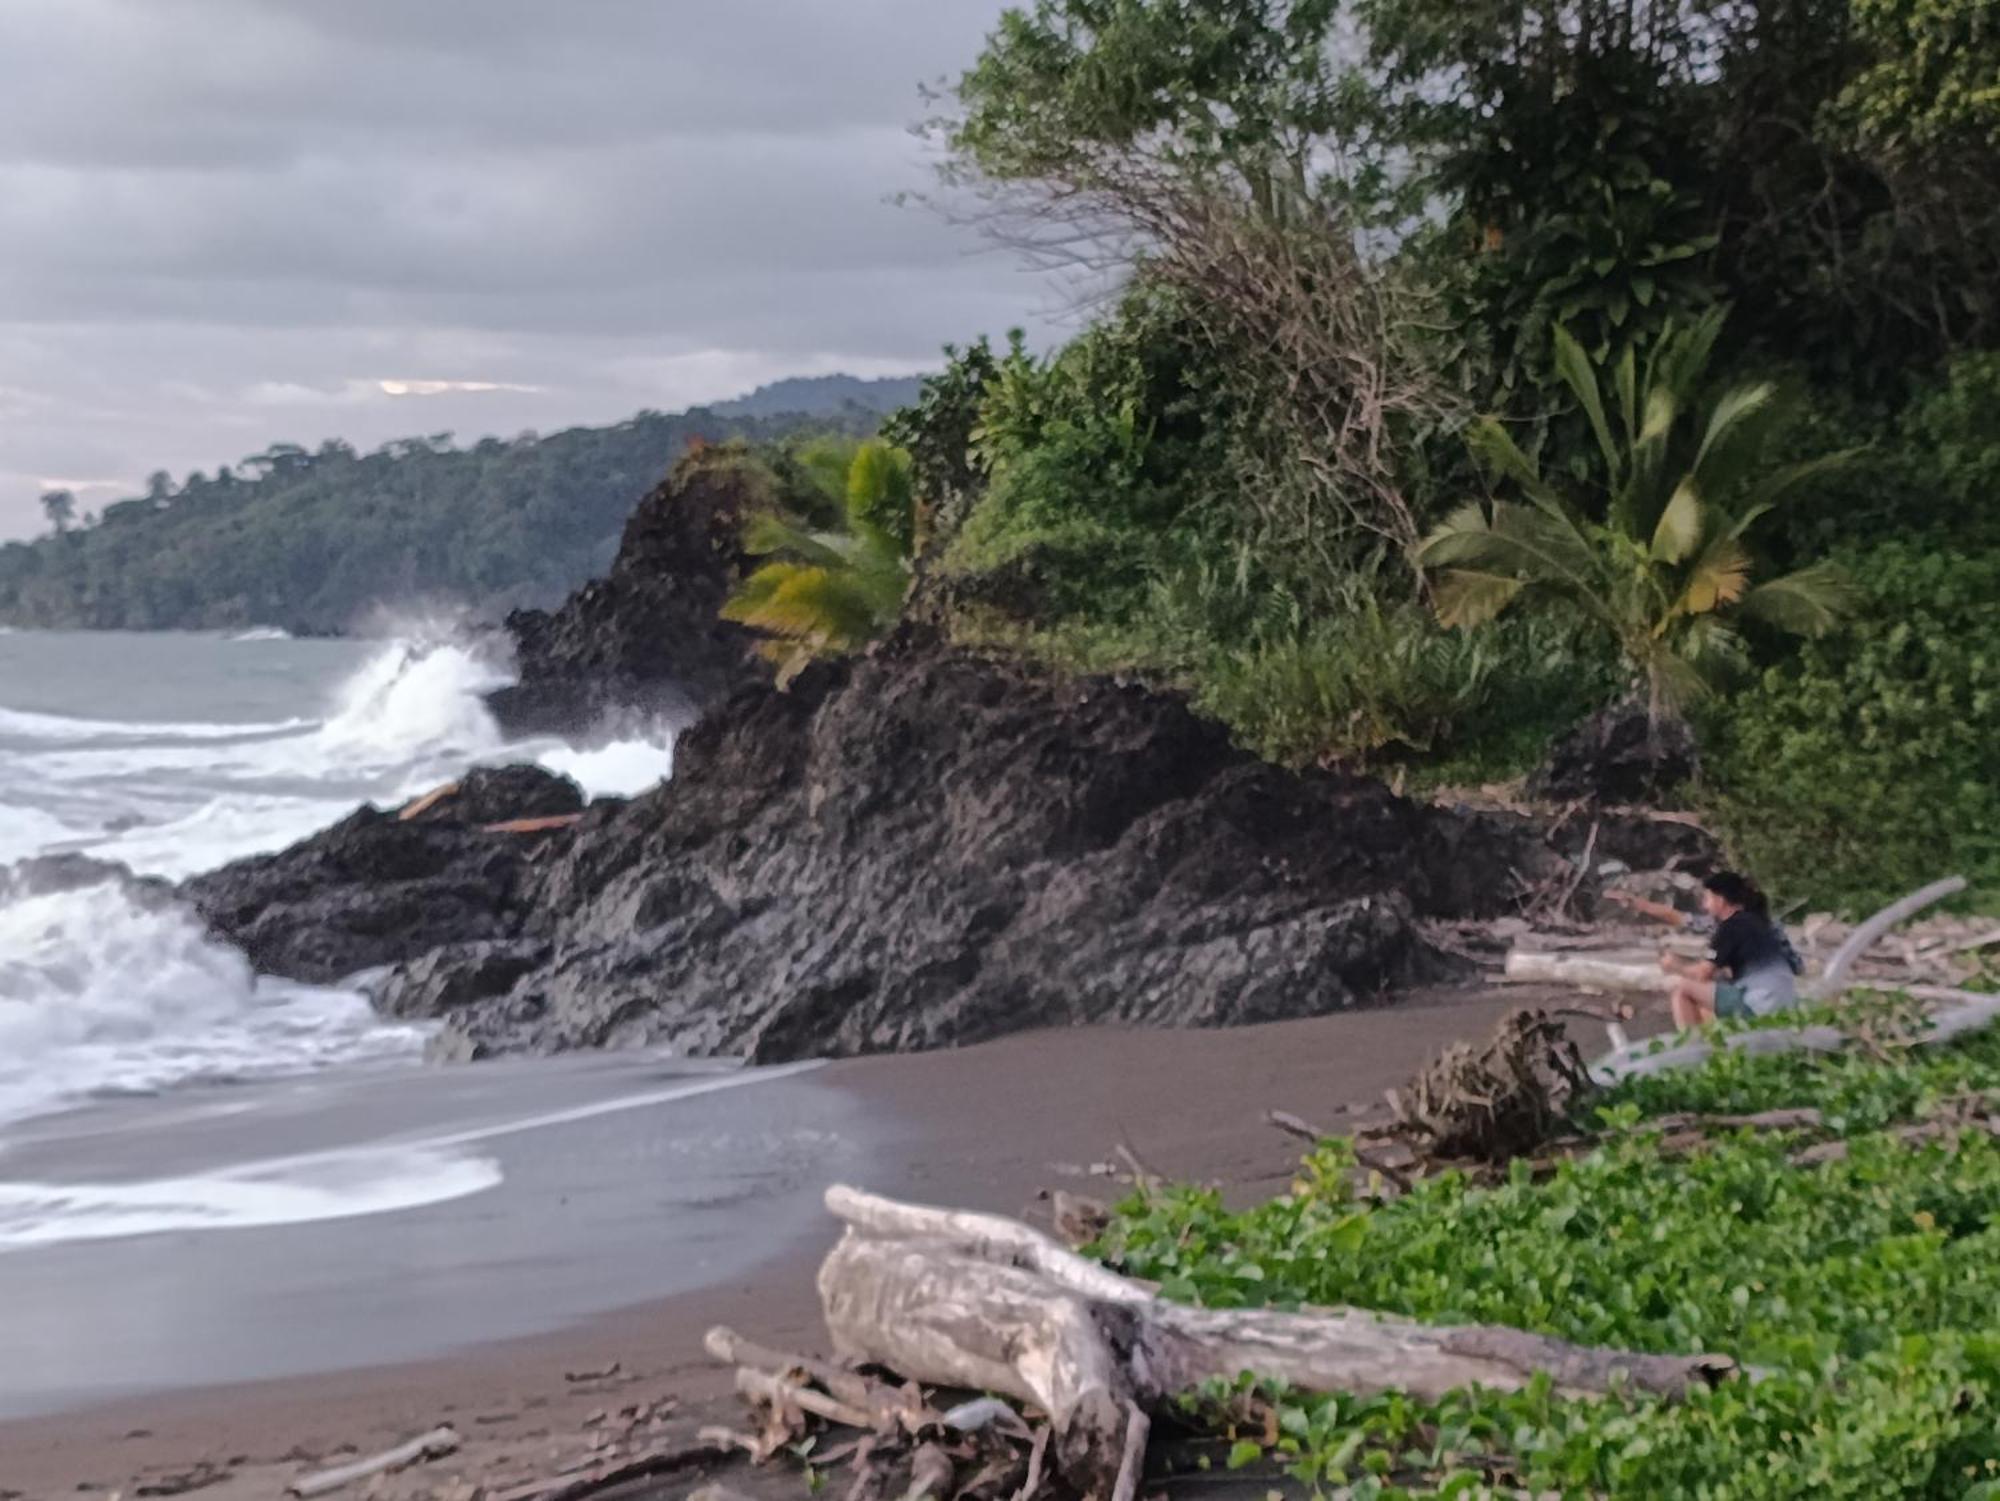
[0,864,424,1126]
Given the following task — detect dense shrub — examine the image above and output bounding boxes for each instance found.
[1701,541,2000,914]
[1101,1005,2000,1496]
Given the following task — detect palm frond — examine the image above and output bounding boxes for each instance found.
[1554,325,1620,481]
[742,514,854,570]
[1740,560,1858,637]
[1674,533,1751,616]
[1649,480,1704,564]
[1430,568,1529,629]
[1690,381,1779,501]
[1465,418,1558,509]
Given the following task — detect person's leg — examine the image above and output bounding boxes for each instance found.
[1671,977,1716,1028]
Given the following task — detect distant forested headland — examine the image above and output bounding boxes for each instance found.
[0,374,922,634]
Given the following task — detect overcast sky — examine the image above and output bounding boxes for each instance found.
[0,0,1052,539]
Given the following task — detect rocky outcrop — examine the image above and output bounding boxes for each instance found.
[1528,699,1698,805]
[193,639,1714,1063]
[484,450,774,738]
[431,636,1690,1064]
[183,766,583,984]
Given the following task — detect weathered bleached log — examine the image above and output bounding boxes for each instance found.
[1503,951,1671,992]
[1807,876,1968,998]
[826,1184,1147,1305]
[816,1187,1734,1495]
[1590,992,2000,1085]
[287,1427,460,1497]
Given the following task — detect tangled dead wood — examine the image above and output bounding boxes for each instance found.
[715,1186,1738,1499]
[1378,1008,1593,1164]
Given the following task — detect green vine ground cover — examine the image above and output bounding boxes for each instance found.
[1099,1002,2000,1497]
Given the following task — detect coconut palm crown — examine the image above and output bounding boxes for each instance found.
[721,438,917,686]
[1415,312,1857,719]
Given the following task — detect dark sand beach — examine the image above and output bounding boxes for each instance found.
[0,989,1587,1499]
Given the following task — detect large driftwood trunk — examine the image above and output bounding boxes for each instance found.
[816,1186,1734,1496]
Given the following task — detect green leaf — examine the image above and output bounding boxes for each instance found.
[1553,325,1619,481]
[1429,569,1527,629]
[1227,1440,1265,1470]
[1650,481,1704,563]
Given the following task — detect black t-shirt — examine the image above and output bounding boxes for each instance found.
[1710,911,1791,980]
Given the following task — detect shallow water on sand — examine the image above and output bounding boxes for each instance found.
[0,1050,867,1418]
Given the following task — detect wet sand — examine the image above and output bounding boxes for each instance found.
[0,988,1576,1498]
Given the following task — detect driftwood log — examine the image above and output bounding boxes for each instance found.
[287,1427,460,1497]
[1591,991,2000,1085]
[815,1186,1734,1495]
[1807,876,1969,998]
[1504,951,1671,992]
[1509,875,1975,1002]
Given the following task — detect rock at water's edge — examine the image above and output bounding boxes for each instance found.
[484,450,773,738]
[183,765,582,984]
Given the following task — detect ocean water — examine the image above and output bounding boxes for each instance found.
[0,626,677,1129]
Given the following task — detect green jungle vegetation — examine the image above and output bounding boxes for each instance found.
[0,380,911,636]
[727,0,2000,918]
[1099,995,2000,1497]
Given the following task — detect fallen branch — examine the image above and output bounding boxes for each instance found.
[1808,876,1969,999]
[1592,993,2000,1085]
[706,1325,902,1422]
[1110,1405,1149,1501]
[287,1427,460,1497]
[736,1366,880,1432]
[493,1441,729,1501]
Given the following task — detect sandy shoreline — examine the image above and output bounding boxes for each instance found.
[0,989,1577,1499]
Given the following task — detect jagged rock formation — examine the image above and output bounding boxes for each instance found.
[1528,698,1699,804]
[182,766,584,984]
[484,450,775,738]
[191,633,1713,1064]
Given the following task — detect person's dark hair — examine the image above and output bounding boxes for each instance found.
[1704,870,1770,919]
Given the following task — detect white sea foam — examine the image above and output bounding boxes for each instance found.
[0,625,678,1136]
[538,736,676,797]
[0,1145,500,1249]
[0,872,425,1129]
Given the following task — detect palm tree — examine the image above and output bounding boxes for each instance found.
[1415,312,1856,721]
[721,439,917,685]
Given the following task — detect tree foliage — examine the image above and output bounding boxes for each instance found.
[1416,315,1856,715]
[0,406,881,634]
[721,438,917,684]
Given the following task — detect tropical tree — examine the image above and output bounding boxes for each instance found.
[39,489,76,533]
[721,438,917,685]
[1415,312,1856,720]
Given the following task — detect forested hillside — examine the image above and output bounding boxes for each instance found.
[0,377,915,634]
[722,0,2000,915]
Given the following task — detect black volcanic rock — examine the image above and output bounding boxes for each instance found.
[484,450,773,738]
[369,939,553,1019]
[182,766,582,984]
[1529,699,1698,805]
[424,635,1655,1064]
[193,639,1713,1063]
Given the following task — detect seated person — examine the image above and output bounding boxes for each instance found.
[1611,871,1801,1027]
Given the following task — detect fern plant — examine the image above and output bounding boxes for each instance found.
[721,438,916,685]
[1416,312,1857,720]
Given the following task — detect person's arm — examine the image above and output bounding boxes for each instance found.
[1608,891,1687,928]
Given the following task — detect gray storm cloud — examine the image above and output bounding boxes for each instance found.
[0,0,1048,537]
